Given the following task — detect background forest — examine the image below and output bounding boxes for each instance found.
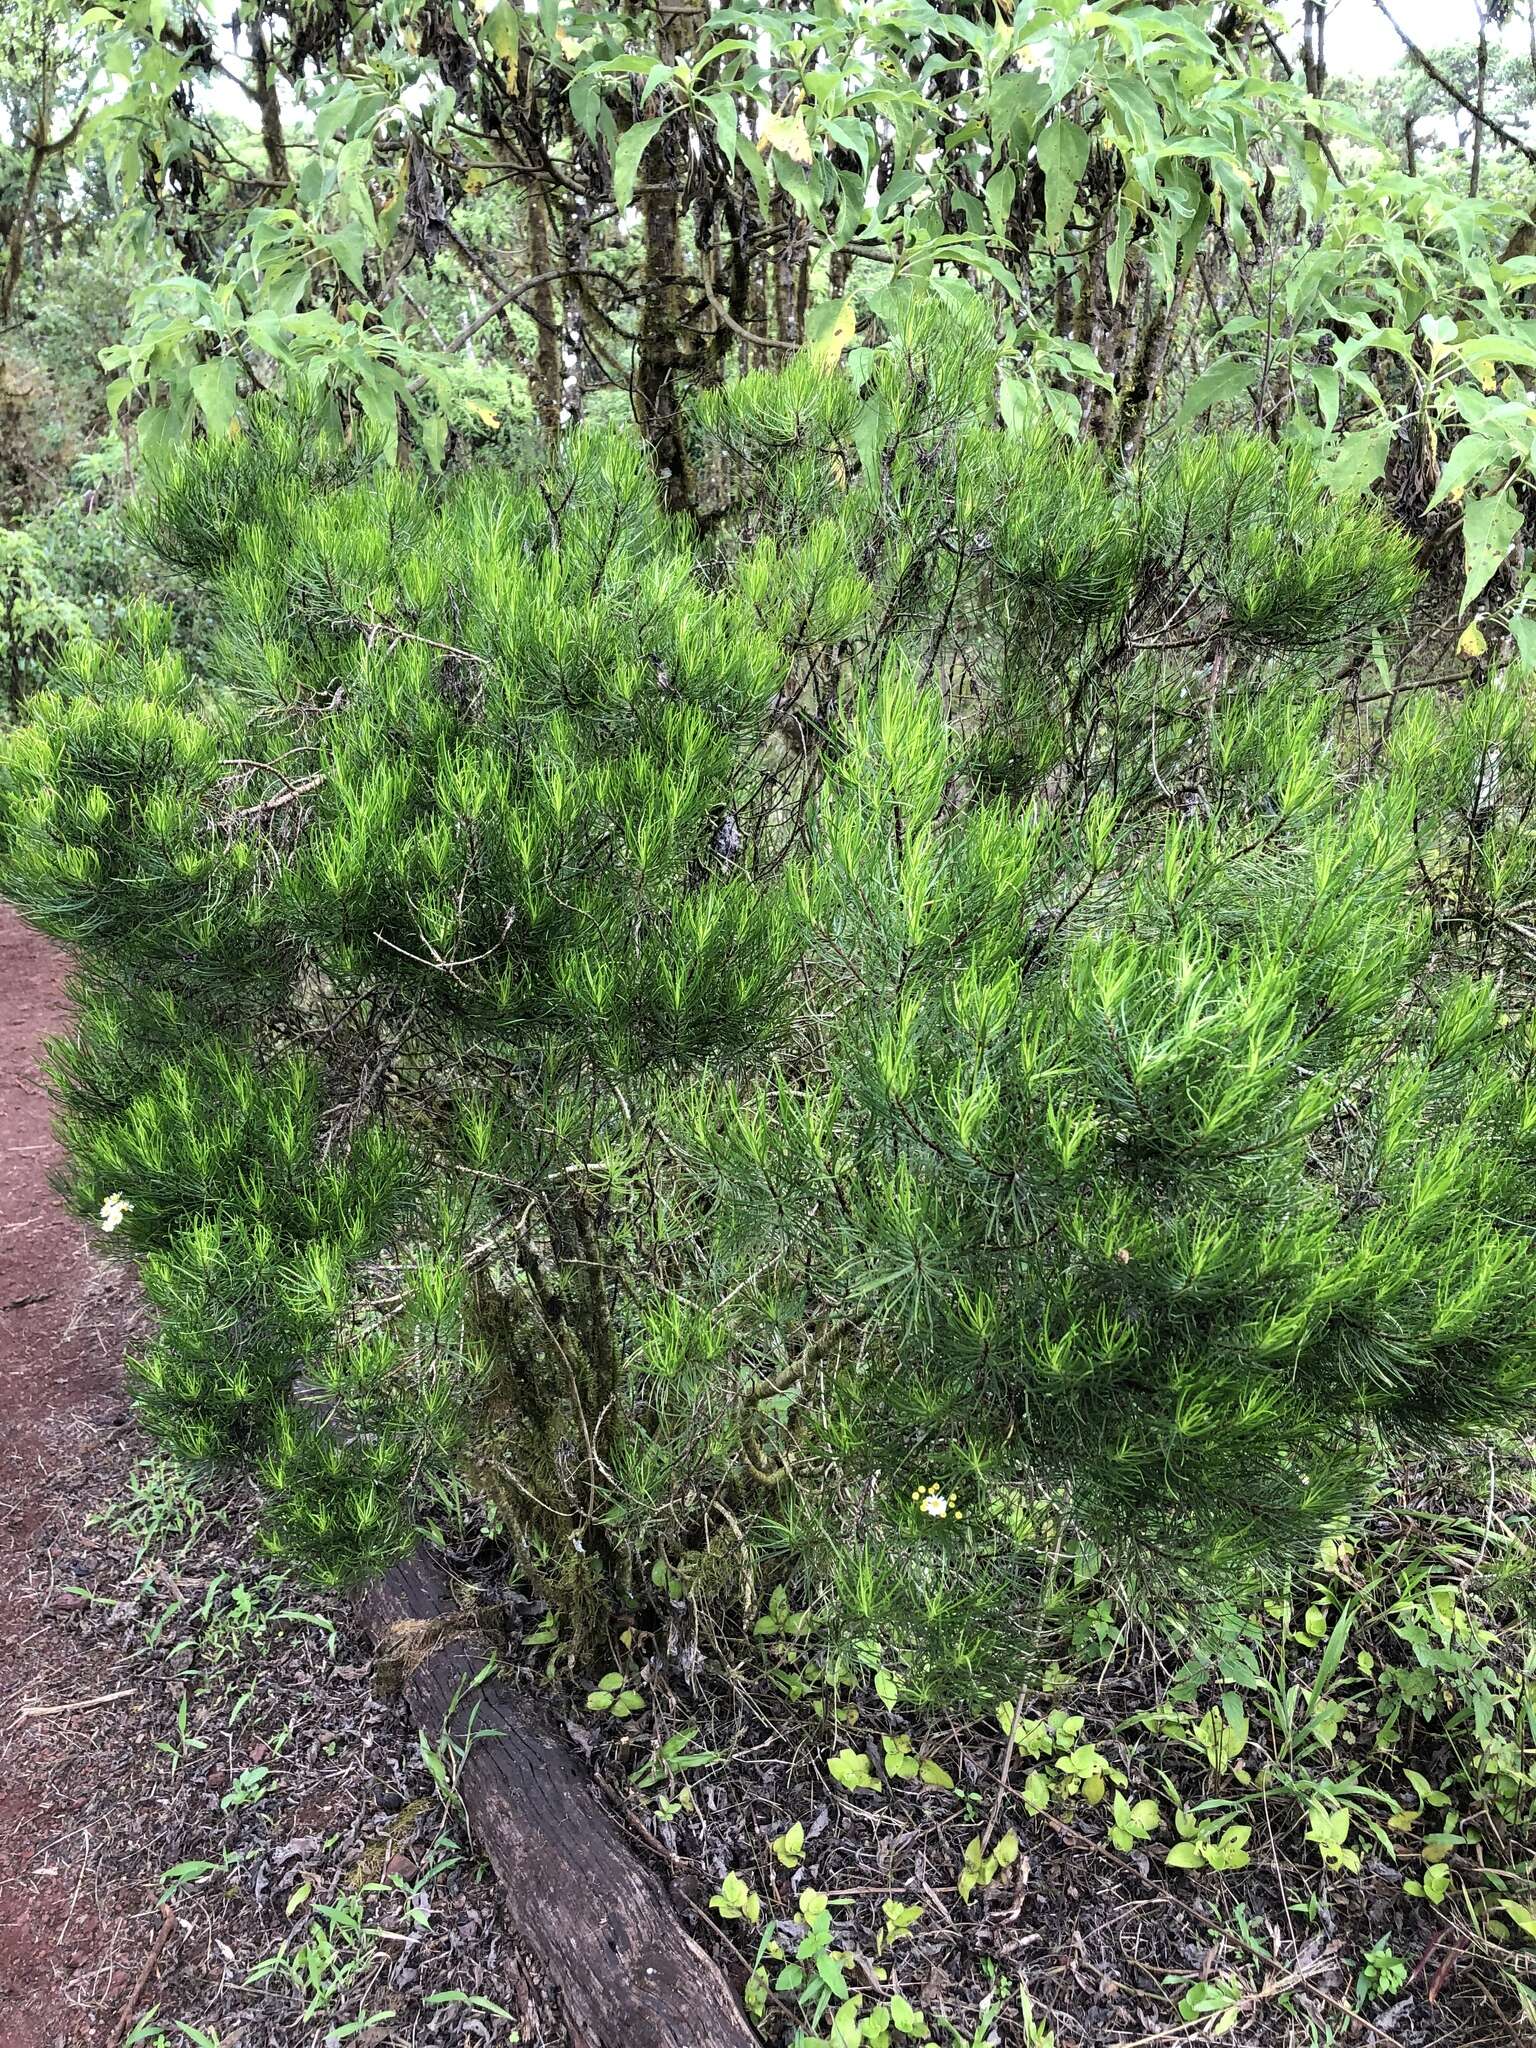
[9,6,1536,2048]
[4,0,1536,684]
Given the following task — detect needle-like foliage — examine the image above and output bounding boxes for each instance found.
[5,314,1533,1693]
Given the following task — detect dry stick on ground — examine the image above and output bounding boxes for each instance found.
[15,1687,134,1722]
[360,1544,760,2048]
[100,1903,176,2048]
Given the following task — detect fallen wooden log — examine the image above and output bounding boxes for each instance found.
[360,1545,760,2048]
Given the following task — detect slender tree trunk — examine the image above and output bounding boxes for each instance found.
[0,51,53,324]
[744,187,770,373]
[1471,3,1489,198]
[0,144,45,322]
[250,20,291,187]
[560,149,593,431]
[526,186,561,448]
[632,2,701,511]
[1301,0,1328,159]
[774,202,808,347]
[634,128,691,507]
[1118,262,1193,462]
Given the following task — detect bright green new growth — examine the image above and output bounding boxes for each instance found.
[4,316,1533,1693]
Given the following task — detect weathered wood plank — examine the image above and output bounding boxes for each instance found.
[361,1548,759,2048]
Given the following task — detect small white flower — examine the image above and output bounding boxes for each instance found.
[919,1492,949,1519]
[99,1192,133,1234]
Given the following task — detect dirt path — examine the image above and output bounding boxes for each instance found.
[0,901,555,2048]
[0,902,135,2044]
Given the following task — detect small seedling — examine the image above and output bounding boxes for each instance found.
[1165,1809,1252,1872]
[1175,1975,1246,2034]
[1356,1940,1409,2003]
[878,1899,922,1952]
[828,1747,881,1793]
[774,1821,807,1869]
[585,1672,646,1718]
[1108,1792,1162,1852]
[956,1830,1019,1903]
[710,1871,761,1924]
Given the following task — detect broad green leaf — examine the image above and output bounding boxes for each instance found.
[321,221,370,292]
[1303,363,1339,433]
[188,357,239,440]
[612,117,666,211]
[419,411,448,471]
[1457,335,1536,371]
[703,91,736,165]
[990,71,1050,151]
[1172,356,1255,430]
[1428,431,1502,511]
[1461,487,1523,613]
[983,165,1016,242]
[1322,424,1391,498]
[1038,117,1089,246]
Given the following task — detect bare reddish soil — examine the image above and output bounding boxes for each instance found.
[0,902,135,2045]
[0,902,554,2048]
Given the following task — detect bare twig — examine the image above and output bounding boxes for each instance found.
[101,1903,176,2048]
[16,1687,135,1722]
[1374,0,1536,164]
[220,771,326,829]
[406,268,610,392]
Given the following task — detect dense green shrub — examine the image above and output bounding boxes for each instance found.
[6,317,1535,1692]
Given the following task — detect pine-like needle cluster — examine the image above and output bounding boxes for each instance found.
[6,314,1534,1693]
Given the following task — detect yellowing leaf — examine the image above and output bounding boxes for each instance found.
[759,109,812,165]
[807,298,856,367]
[1458,620,1487,658]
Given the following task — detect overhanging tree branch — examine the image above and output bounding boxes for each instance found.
[1374,0,1536,165]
